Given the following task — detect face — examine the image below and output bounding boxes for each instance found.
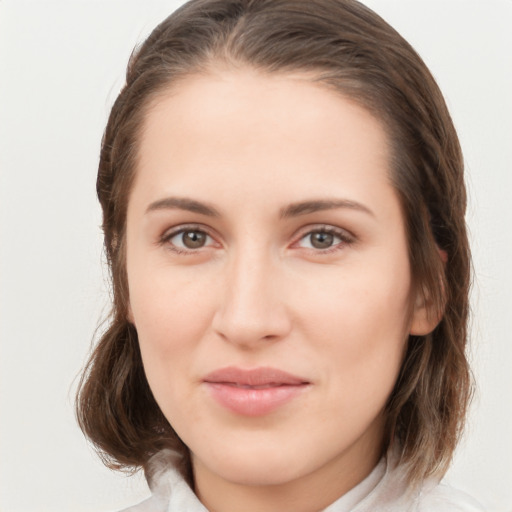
[126,69,432,507]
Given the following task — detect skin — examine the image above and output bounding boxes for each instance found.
[125,68,436,512]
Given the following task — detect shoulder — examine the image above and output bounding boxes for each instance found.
[417,481,486,512]
[116,449,207,512]
[355,447,486,512]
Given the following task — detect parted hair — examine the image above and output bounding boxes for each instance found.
[76,0,472,486]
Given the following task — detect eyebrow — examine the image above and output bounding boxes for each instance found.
[146,197,220,217]
[279,198,374,219]
[145,196,374,219]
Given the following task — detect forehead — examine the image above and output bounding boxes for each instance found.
[132,68,395,216]
[142,68,389,155]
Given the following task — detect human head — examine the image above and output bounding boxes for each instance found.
[77,0,471,485]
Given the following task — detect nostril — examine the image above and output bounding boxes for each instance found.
[211,304,292,348]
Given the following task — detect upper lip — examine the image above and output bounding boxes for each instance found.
[203,366,309,387]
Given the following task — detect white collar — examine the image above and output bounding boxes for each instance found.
[139,448,398,512]
[121,446,483,512]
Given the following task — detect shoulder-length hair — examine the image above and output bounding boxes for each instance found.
[76,0,472,486]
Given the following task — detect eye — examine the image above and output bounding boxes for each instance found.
[162,227,215,252]
[296,227,352,251]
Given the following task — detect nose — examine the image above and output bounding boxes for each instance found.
[211,249,292,349]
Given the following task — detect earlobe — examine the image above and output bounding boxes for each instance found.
[409,290,441,335]
[410,247,447,335]
[127,303,135,324]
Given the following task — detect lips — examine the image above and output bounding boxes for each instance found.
[202,366,310,416]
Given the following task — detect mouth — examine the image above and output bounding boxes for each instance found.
[202,366,310,416]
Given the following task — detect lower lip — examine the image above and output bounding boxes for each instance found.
[204,382,308,416]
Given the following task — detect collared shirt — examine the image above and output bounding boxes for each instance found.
[119,449,484,512]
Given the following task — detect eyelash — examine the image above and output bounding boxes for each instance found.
[159,224,217,255]
[293,225,354,253]
[159,224,354,255]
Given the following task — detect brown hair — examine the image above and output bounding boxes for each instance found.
[76,0,472,486]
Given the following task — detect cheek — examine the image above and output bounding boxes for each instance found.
[128,271,222,430]
[299,258,411,334]
[128,267,217,392]
[295,260,412,388]
[130,264,213,339]
[304,288,409,436]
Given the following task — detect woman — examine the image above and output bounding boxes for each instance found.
[76,0,483,510]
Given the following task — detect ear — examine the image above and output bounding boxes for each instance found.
[127,303,135,324]
[409,248,447,336]
[409,288,442,336]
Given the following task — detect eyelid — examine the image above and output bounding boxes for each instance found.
[158,222,354,254]
[159,223,220,252]
[291,224,355,251]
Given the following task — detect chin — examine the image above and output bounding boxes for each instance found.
[193,438,311,486]
[212,461,303,487]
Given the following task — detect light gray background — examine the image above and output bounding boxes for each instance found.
[1,1,511,511]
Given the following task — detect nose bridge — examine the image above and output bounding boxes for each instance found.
[212,242,291,346]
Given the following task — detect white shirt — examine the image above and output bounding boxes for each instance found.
[119,449,484,512]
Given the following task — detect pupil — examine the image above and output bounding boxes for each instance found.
[311,232,333,249]
[183,231,206,248]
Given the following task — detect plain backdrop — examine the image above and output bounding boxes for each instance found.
[1,1,511,511]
